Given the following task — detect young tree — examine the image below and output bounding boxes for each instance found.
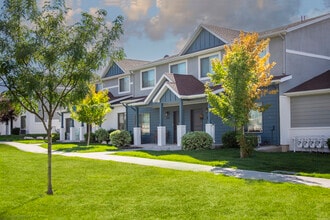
[205,32,276,158]
[0,94,22,134]
[0,0,124,194]
[70,84,111,146]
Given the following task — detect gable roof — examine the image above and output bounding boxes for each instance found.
[259,12,330,38]
[180,24,240,55]
[165,73,206,96]
[102,59,149,78]
[285,70,330,96]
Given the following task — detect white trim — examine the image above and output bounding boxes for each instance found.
[144,74,172,104]
[132,46,225,72]
[118,76,130,94]
[103,85,118,90]
[168,60,188,75]
[287,14,330,32]
[272,75,292,84]
[286,49,330,60]
[140,68,156,90]
[198,52,221,80]
[284,88,330,97]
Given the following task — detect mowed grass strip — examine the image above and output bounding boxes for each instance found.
[40,142,118,153]
[1,144,329,219]
[115,149,330,179]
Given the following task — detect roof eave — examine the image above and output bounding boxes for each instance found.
[284,88,330,97]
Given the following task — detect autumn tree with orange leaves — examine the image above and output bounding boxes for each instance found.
[205,32,276,158]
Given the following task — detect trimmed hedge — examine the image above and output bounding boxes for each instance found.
[222,131,239,148]
[95,128,109,143]
[110,130,131,148]
[182,131,213,150]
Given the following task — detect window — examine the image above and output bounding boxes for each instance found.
[95,83,103,92]
[139,113,150,135]
[199,53,219,78]
[259,45,269,63]
[118,113,126,130]
[119,76,130,93]
[141,69,155,89]
[247,103,263,132]
[169,61,187,74]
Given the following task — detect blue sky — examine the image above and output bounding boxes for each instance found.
[44,0,330,61]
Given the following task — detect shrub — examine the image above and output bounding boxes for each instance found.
[181,131,213,150]
[222,131,239,148]
[110,130,131,148]
[240,134,258,157]
[95,128,109,143]
[11,127,20,135]
[51,133,60,142]
[327,138,330,148]
[84,132,96,143]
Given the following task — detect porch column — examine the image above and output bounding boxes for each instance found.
[205,124,215,143]
[133,107,141,146]
[69,119,75,141]
[157,103,166,146]
[60,112,65,141]
[79,122,85,141]
[177,99,186,147]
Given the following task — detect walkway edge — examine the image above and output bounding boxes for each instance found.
[2,141,330,188]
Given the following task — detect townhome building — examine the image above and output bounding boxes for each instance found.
[98,13,330,151]
[1,13,329,152]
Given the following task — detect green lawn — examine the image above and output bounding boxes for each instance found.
[115,149,330,179]
[40,142,118,152]
[0,144,329,219]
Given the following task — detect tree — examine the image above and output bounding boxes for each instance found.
[205,32,276,158]
[0,0,124,195]
[70,84,111,146]
[0,93,22,134]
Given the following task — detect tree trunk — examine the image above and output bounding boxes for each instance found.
[46,119,53,195]
[87,123,91,146]
[239,126,248,158]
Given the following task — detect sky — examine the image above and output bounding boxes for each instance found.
[23,0,330,61]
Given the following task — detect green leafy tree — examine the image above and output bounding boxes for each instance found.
[205,32,276,158]
[0,0,124,194]
[0,93,22,134]
[70,84,111,146]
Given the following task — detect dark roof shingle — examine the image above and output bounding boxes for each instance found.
[286,70,330,93]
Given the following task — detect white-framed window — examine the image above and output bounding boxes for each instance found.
[141,68,156,90]
[169,60,187,74]
[139,113,150,135]
[95,83,103,92]
[199,53,220,79]
[118,76,130,93]
[259,45,269,63]
[247,103,263,133]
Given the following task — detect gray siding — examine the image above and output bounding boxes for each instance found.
[184,29,225,55]
[268,36,284,76]
[280,18,330,94]
[291,93,330,127]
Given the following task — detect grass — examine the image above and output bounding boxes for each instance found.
[40,142,118,153]
[1,144,329,219]
[115,148,330,179]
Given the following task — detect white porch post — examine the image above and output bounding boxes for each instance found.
[205,123,215,143]
[79,126,85,141]
[60,128,65,141]
[157,126,166,146]
[133,127,141,146]
[177,125,186,147]
[70,127,75,141]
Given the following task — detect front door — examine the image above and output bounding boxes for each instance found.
[191,109,203,131]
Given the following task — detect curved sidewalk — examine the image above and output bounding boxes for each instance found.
[2,141,330,188]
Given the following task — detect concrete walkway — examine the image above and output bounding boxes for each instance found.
[2,141,330,188]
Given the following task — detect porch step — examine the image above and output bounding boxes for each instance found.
[255,145,289,152]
